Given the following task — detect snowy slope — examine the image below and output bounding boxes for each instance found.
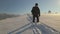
[40,14,60,32]
[0,14,60,34]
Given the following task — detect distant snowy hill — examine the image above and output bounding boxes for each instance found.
[0,14,19,20]
[0,14,60,34]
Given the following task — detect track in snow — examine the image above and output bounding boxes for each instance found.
[8,14,60,34]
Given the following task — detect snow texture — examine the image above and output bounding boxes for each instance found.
[0,14,60,34]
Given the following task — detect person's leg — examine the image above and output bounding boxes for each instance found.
[33,16,35,22]
[36,16,39,22]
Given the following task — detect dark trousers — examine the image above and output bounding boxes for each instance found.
[33,16,39,22]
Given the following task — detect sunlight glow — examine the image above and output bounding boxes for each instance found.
[57,0,60,5]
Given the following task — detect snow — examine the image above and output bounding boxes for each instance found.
[0,14,60,34]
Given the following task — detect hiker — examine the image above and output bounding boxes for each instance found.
[31,3,40,23]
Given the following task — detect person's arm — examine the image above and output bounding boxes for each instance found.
[38,8,40,16]
[31,7,34,15]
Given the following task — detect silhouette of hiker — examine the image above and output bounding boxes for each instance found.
[31,3,40,23]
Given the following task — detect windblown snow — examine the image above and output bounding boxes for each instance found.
[0,14,60,34]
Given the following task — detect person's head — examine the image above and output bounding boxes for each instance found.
[35,3,38,7]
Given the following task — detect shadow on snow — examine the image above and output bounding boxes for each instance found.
[8,14,60,34]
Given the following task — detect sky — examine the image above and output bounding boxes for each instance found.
[0,0,60,15]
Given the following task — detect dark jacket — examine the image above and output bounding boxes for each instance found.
[31,6,40,16]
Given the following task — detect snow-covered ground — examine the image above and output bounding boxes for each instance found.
[0,14,60,34]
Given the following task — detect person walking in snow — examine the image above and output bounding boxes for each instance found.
[31,3,40,23]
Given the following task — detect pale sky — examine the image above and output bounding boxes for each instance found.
[0,0,60,15]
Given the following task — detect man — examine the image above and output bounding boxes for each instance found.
[31,3,40,23]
